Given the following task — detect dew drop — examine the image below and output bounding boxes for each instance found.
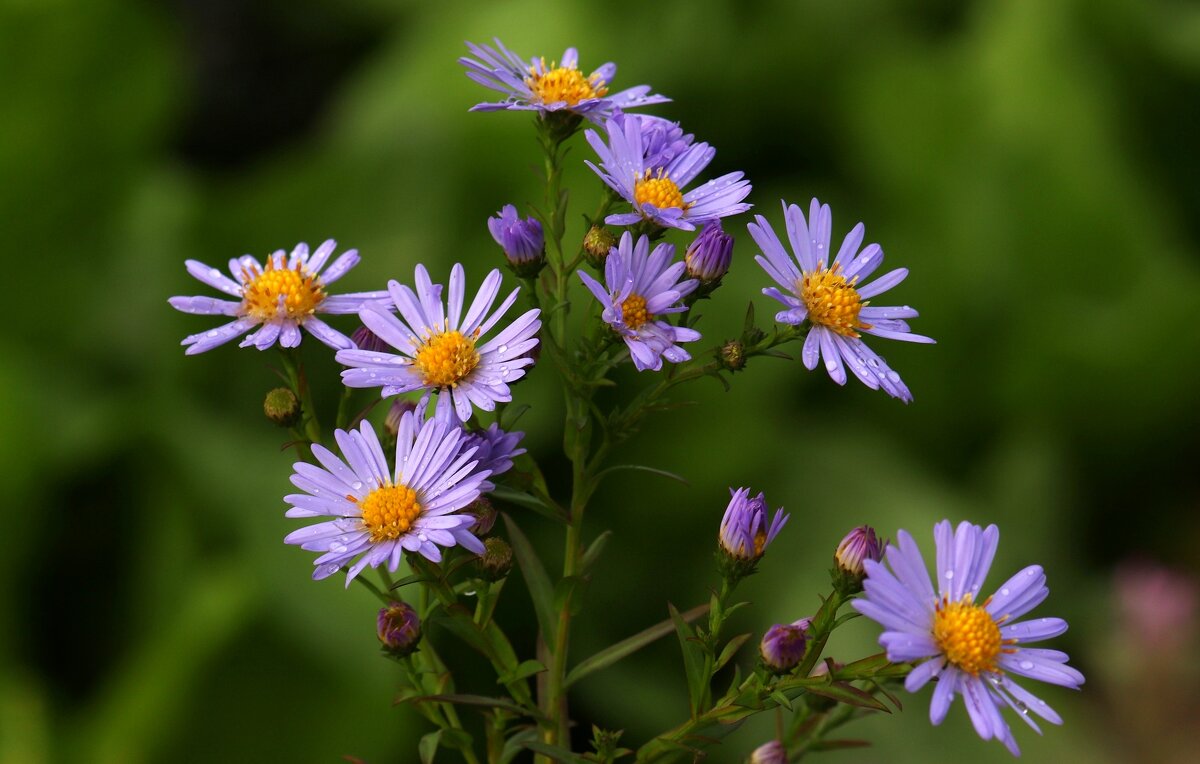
[351,481,363,490]
[1001,587,1010,596]
[1027,569,1036,576]
[209,267,222,279]
[1019,660,1034,670]
[944,570,954,579]
[498,344,508,354]
[207,330,219,338]
[330,543,347,554]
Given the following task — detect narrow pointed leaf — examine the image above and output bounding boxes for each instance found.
[566,603,709,688]
[502,513,558,644]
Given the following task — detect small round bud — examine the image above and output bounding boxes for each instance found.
[684,222,734,283]
[384,399,418,439]
[377,601,421,657]
[465,496,497,536]
[760,620,809,674]
[583,225,617,269]
[719,340,746,372]
[833,525,887,594]
[749,740,787,764]
[478,537,513,581]
[351,325,390,353]
[263,387,300,428]
[488,205,545,277]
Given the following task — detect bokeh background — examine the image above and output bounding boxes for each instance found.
[2,0,1198,761]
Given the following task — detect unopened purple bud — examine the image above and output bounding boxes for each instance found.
[488,204,545,276]
[718,487,788,562]
[749,740,787,764]
[466,496,497,535]
[685,222,734,282]
[351,325,391,353]
[384,399,418,439]
[760,621,808,674]
[377,601,421,656]
[834,525,887,585]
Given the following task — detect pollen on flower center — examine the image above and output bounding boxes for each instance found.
[798,264,871,337]
[634,170,688,211]
[526,61,607,106]
[413,330,481,388]
[933,595,1005,676]
[620,293,653,330]
[241,260,325,322]
[359,484,421,543]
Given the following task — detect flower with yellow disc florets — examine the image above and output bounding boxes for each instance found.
[750,199,935,402]
[336,264,541,422]
[852,520,1085,756]
[716,487,789,585]
[170,240,391,354]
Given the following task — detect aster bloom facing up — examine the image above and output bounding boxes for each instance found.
[717,487,789,562]
[283,414,489,586]
[169,240,389,354]
[749,199,935,402]
[586,116,752,231]
[460,40,668,122]
[852,520,1085,756]
[488,204,545,276]
[577,232,701,371]
[335,264,541,422]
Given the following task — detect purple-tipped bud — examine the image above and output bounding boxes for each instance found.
[488,204,545,276]
[718,487,789,562]
[263,387,300,428]
[465,496,497,536]
[377,601,421,657]
[760,620,809,674]
[583,225,617,269]
[832,525,887,594]
[749,740,787,764]
[685,222,734,283]
[351,325,391,353]
[384,399,418,439]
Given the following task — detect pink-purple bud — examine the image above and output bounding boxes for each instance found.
[684,222,734,282]
[835,525,887,578]
[377,601,421,656]
[760,620,809,673]
[351,325,391,353]
[488,204,545,276]
[749,740,787,764]
[384,399,418,439]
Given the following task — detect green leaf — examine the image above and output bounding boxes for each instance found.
[502,513,558,644]
[500,403,531,429]
[520,741,588,763]
[743,301,756,332]
[769,690,792,711]
[566,603,709,688]
[668,602,707,716]
[714,633,751,672]
[419,730,441,764]
[554,574,590,616]
[580,530,613,572]
[802,681,890,712]
[839,652,892,677]
[410,694,543,720]
[496,659,546,685]
[594,464,689,486]
[489,485,567,524]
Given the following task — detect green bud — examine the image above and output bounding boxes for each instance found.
[583,225,617,269]
[478,537,513,581]
[719,340,746,372]
[263,388,300,428]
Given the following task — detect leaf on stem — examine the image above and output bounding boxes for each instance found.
[593,464,689,487]
[802,681,891,713]
[714,633,751,672]
[565,603,710,688]
[579,530,613,572]
[502,513,558,644]
[490,485,568,524]
[669,603,708,717]
[418,730,441,764]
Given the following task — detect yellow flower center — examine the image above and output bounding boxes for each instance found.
[240,259,326,322]
[634,170,688,211]
[358,484,421,543]
[620,293,653,330]
[933,595,1007,676]
[526,61,607,106]
[798,264,871,337]
[413,330,480,388]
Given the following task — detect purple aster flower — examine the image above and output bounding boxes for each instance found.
[463,423,525,489]
[852,520,1085,756]
[283,414,489,586]
[335,264,541,422]
[577,232,701,371]
[750,199,935,402]
[760,620,809,673]
[717,487,789,561]
[488,204,545,275]
[378,601,421,656]
[612,112,696,172]
[684,221,734,283]
[460,39,668,122]
[170,240,389,354]
[585,116,751,231]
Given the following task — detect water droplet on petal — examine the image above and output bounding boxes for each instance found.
[1019,660,1034,670]
[209,268,222,279]
[1001,587,1010,596]
[944,570,954,579]
[351,481,363,490]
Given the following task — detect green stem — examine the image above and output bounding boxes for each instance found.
[352,573,394,606]
[278,347,322,445]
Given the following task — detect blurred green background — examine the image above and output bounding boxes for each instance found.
[2,0,1198,761]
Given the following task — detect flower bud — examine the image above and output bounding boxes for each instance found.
[583,225,617,269]
[383,399,418,440]
[377,601,421,657]
[488,205,545,277]
[832,525,886,594]
[684,222,734,283]
[350,325,390,353]
[717,488,789,584]
[760,620,809,674]
[465,496,497,536]
[263,387,300,428]
[478,537,513,581]
[719,340,746,372]
[749,740,787,764]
